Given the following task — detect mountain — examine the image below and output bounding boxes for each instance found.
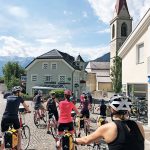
[93,52,110,62]
[0,56,34,76]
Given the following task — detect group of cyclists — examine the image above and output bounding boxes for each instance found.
[0,85,145,150]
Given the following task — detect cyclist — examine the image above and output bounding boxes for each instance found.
[78,93,90,136]
[1,86,31,150]
[97,99,107,117]
[46,91,59,134]
[87,92,93,109]
[34,90,45,119]
[79,91,85,108]
[73,95,145,150]
[57,89,80,149]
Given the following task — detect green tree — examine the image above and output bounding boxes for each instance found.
[110,56,122,93]
[2,61,25,90]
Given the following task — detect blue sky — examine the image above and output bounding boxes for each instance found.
[0,0,149,61]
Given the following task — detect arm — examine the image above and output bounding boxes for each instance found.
[72,103,79,115]
[22,102,30,112]
[75,122,117,145]
[136,122,145,139]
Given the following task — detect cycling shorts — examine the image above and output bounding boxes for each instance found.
[1,117,20,132]
[81,109,90,118]
[58,122,74,134]
[48,111,59,121]
[34,104,44,110]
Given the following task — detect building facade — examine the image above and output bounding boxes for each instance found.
[25,49,87,98]
[86,61,112,92]
[118,9,150,126]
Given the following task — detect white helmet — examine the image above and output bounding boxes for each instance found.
[109,95,132,112]
[38,90,42,95]
[12,86,22,93]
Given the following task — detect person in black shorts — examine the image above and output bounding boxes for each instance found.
[46,92,59,134]
[1,86,31,150]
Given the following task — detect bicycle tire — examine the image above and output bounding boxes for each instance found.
[33,113,40,127]
[21,125,30,150]
[50,119,57,139]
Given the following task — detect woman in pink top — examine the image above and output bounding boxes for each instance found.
[58,90,79,135]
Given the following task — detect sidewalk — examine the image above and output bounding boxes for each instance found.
[144,125,150,142]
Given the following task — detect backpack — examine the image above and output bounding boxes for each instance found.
[4,128,18,148]
[62,133,73,150]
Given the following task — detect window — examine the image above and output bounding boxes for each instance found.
[112,24,115,39]
[31,75,37,81]
[42,63,48,69]
[44,75,52,82]
[137,43,144,64]
[51,63,57,70]
[59,75,65,83]
[121,23,127,37]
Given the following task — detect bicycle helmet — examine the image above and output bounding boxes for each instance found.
[12,86,22,93]
[64,89,72,96]
[50,91,56,96]
[109,95,132,112]
[38,90,42,95]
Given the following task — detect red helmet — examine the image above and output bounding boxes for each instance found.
[64,90,72,96]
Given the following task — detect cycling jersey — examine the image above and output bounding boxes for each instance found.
[2,95,24,119]
[81,99,90,118]
[58,100,78,123]
[108,120,144,150]
[34,95,42,105]
[100,104,107,116]
[47,98,58,121]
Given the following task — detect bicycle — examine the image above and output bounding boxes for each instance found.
[87,139,109,150]
[55,128,78,150]
[2,107,30,150]
[77,116,90,137]
[47,113,57,139]
[33,108,47,128]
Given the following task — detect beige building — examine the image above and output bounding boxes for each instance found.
[118,8,150,126]
[86,61,112,93]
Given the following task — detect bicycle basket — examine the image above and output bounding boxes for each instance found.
[4,128,18,148]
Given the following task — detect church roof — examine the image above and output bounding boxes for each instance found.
[115,0,129,15]
[76,55,85,62]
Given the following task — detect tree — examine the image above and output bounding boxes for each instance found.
[2,61,25,90]
[110,56,122,93]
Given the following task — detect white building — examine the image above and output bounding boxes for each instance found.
[118,9,150,126]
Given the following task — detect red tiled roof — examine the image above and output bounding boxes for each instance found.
[115,0,129,15]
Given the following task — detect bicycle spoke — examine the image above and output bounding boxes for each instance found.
[21,125,30,150]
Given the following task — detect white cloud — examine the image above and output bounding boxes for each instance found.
[0,35,109,61]
[98,28,110,34]
[7,5,29,18]
[87,0,150,26]
[36,38,57,44]
[83,11,88,18]
[63,10,72,15]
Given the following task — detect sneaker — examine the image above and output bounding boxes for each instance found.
[47,131,51,134]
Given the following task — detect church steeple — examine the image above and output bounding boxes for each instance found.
[115,0,129,16]
[110,0,132,63]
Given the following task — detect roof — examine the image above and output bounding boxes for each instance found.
[115,0,129,15]
[93,53,110,62]
[87,62,110,70]
[76,55,85,62]
[26,49,81,70]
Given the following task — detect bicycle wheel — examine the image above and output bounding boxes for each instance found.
[42,111,47,124]
[50,120,57,139]
[21,125,30,150]
[34,113,40,127]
